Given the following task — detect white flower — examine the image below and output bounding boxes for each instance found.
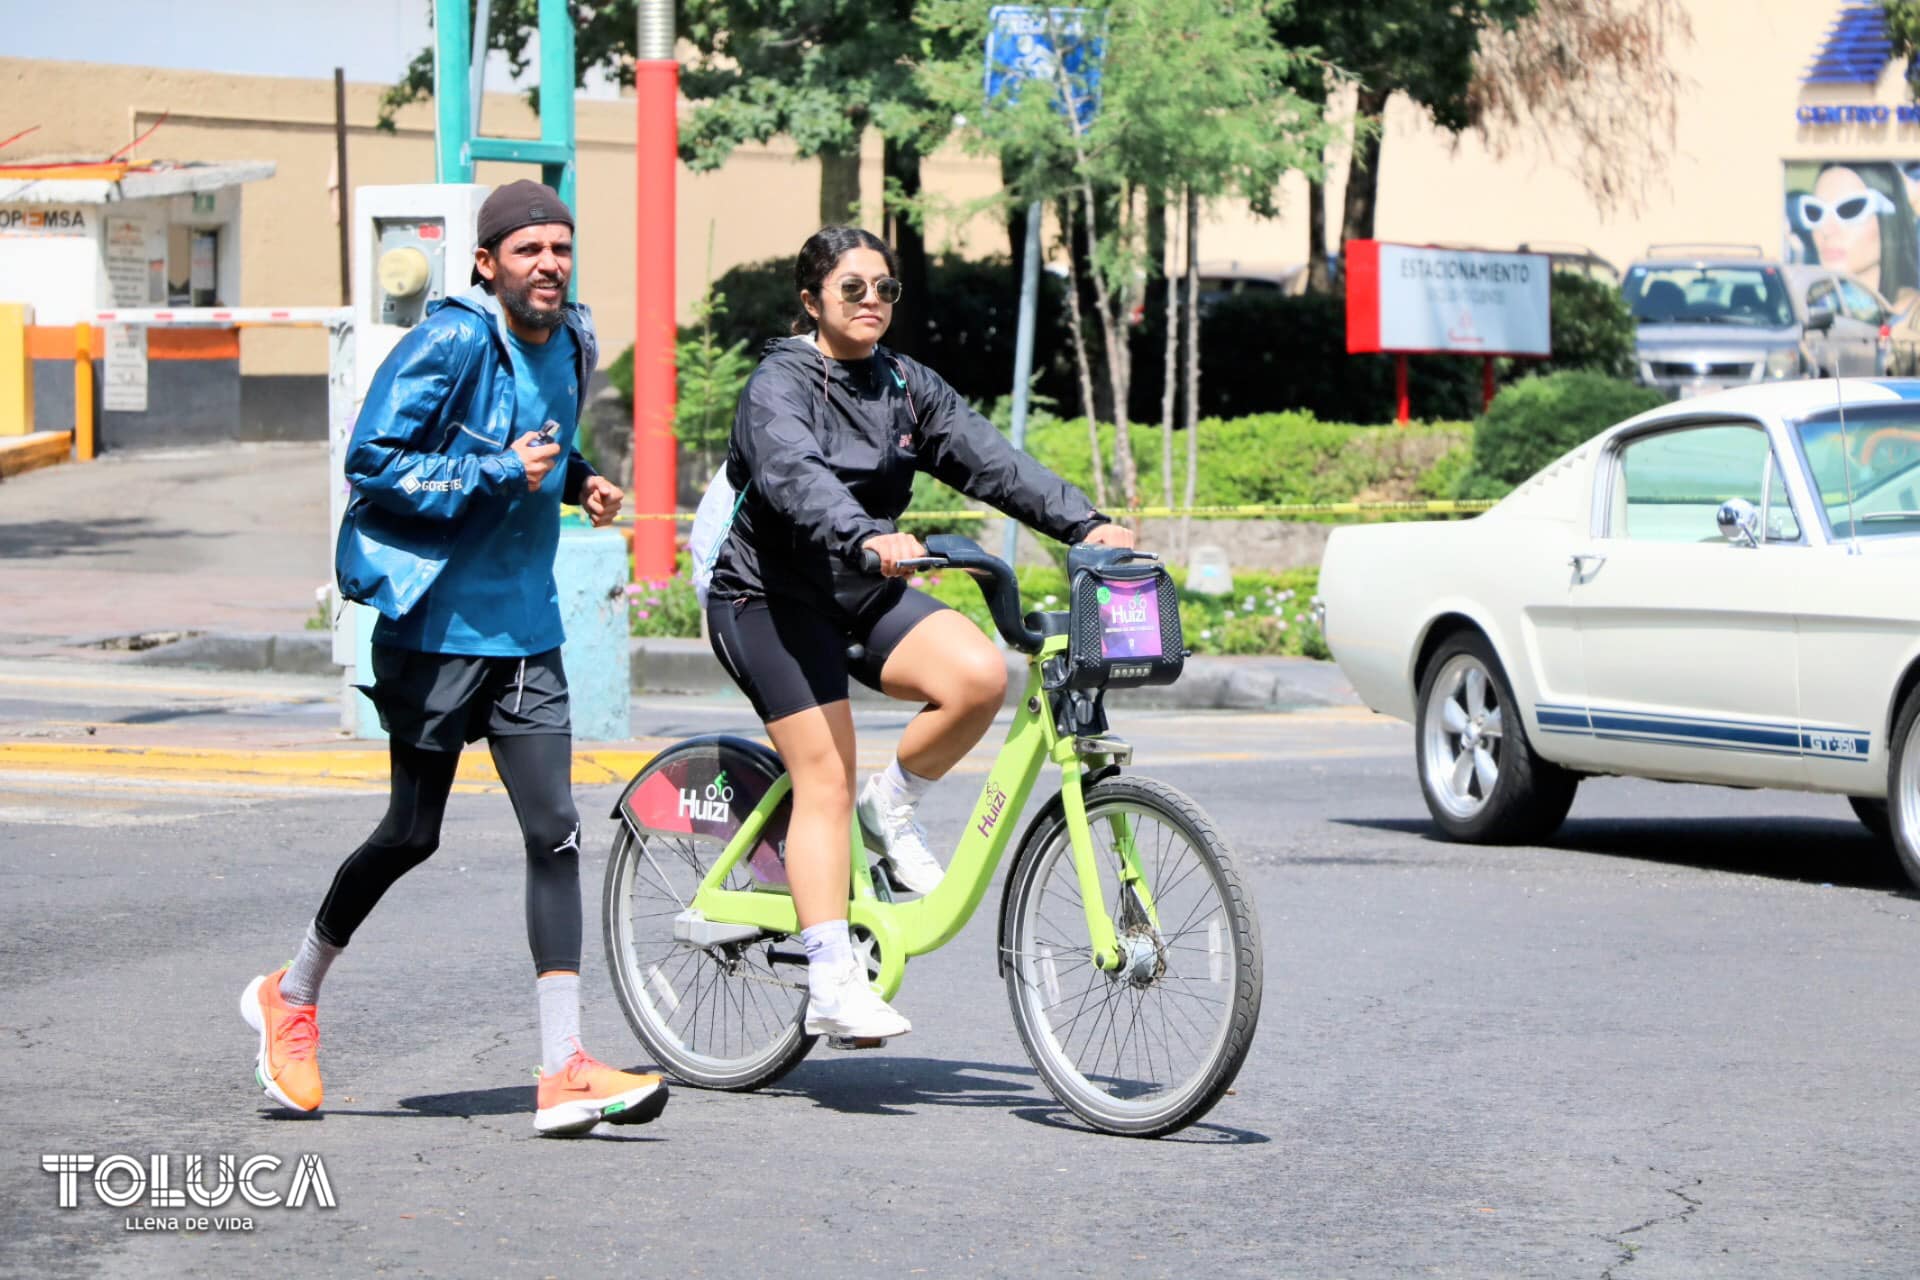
[1242,596,1255,610]
[1043,594,1058,605]
[1200,629,1212,640]
[1223,610,1235,620]
[1276,619,1288,630]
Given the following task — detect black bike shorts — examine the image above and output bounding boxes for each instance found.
[362,645,572,752]
[705,585,950,722]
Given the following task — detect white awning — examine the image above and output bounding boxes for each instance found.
[0,161,276,205]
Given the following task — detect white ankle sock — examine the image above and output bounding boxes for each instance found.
[280,922,340,1007]
[537,973,582,1075]
[877,759,935,807]
[801,921,854,991]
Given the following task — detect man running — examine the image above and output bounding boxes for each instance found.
[242,180,666,1137]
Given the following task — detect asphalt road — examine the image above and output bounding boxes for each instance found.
[2,669,1917,1278]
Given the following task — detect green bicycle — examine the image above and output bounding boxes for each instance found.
[601,536,1262,1137]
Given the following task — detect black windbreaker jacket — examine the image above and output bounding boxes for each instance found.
[709,336,1109,616]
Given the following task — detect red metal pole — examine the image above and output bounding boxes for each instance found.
[1395,353,1409,426]
[632,59,679,582]
[1482,357,1496,413]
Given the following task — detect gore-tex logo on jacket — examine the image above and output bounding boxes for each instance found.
[400,475,463,494]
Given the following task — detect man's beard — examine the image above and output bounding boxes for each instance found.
[498,274,566,331]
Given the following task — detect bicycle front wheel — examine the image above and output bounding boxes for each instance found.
[602,821,815,1091]
[1002,775,1261,1136]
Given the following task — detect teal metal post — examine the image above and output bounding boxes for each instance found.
[538,0,577,213]
[434,0,474,182]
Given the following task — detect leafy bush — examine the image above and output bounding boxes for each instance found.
[628,552,703,638]
[623,542,1325,658]
[1456,371,1666,495]
[1019,411,1471,511]
[901,473,980,538]
[916,563,1324,658]
[1532,272,1637,380]
[1127,292,1486,424]
[614,254,1078,411]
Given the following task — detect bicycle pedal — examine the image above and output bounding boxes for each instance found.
[825,1035,887,1051]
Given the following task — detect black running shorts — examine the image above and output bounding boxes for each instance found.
[362,645,572,752]
[706,585,949,722]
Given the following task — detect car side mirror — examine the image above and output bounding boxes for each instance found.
[1717,497,1761,548]
[1806,303,1837,333]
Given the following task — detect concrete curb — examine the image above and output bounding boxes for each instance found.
[128,630,1360,711]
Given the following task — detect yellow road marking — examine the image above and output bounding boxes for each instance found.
[0,743,656,787]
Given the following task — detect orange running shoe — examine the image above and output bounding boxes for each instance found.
[239,968,322,1113]
[534,1044,668,1137]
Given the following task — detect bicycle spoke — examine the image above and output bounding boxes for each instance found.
[1007,786,1253,1132]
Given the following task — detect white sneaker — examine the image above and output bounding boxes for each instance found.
[804,964,912,1039]
[856,775,944,895]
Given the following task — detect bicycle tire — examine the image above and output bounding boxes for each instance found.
[1001,775,1261,1137]
[602,745,815,1090]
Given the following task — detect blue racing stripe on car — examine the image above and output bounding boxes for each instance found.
[1872,380,1920,401]
[1587,712,1800,750]
[1530,704,1872,762]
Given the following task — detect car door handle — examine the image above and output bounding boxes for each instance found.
[1569,552,1607,572]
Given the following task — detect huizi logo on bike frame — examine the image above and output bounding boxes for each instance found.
[41,1152,337,1233]
[975,782,1009,838]
[679,770,734,823]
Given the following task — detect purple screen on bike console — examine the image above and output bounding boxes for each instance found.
[1099,579,1164,660]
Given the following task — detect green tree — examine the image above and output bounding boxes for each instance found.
[1884,0,1920,81]
[377,1,639,129]
[1273,2,1535,289]
[676,0,970,356]
[1468,0,1692,214]
[376,1,947,353]
[918,0,1327,515]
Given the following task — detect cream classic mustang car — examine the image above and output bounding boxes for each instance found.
[1319,379,1920,890]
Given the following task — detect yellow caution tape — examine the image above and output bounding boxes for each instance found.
[589,499,1497,524]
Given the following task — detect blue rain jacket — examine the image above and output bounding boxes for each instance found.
[334,286,599,626]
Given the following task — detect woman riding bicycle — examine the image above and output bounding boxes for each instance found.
[705,225,1133,1040]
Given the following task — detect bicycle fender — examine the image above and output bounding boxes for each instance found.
[607,733,786,837]
[994,764,1121,977]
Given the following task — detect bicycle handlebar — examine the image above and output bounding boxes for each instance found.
[860,535,1046,653]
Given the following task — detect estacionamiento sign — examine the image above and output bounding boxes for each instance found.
[1344,241,1552,358]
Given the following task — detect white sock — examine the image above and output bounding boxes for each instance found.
[801,921,854,992]
[279,922,341,1007]
[537,972,582,1075]
[876,759,935,808]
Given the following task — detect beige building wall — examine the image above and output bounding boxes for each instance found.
[1199,0,1920,279]
[6,1,1916,385]
[0,56,1002,382]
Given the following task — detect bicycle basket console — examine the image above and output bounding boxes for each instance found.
[1065,545,1184,691]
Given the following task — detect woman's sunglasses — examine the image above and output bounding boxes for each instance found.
[1794,189,1895,229]
[830,275,904,304]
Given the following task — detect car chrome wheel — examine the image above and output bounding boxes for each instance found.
[1897,714,1920,859]
[1422,654,1504,821]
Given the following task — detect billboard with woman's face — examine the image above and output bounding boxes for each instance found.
[1785,160,1920,313]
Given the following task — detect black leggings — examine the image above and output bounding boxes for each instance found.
[313,735,584,973]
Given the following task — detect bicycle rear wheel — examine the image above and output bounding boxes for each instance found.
[1002,775,1261,1136]
[602,741,814,1090]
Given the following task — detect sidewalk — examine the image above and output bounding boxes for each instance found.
[0,442,1357,714]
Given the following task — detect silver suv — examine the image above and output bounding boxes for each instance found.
[1624,247,1892,398]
